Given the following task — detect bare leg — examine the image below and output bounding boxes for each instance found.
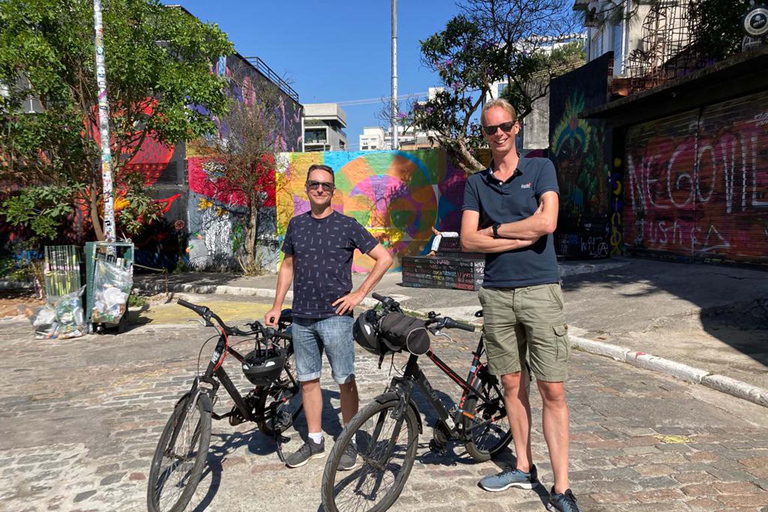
[338,378,359,425]
[501,371,533,472]
[538,380,570,493]
[301,378,323,434]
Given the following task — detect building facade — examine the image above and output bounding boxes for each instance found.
[303,103,347,152]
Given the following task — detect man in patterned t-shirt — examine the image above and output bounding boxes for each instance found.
[265,164,392,469]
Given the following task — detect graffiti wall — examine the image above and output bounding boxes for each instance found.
[185,54,303,270]
[549,53,613,258]
[624,90,768,266]
[274,150,469,272]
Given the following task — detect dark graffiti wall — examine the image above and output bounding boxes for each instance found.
[549,53,613,258]
[624,90,768,266]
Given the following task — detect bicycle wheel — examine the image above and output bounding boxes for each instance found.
[463,366,513,462]
[322,398,419,512]
[147,393,212,512]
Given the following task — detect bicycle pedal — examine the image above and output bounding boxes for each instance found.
[428,439,447,455]
[227,407,247,426]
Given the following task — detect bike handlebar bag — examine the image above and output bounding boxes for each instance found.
[379,312,431,356]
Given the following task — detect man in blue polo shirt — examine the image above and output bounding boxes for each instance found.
[461,99,580,512]
[265,163,393,470]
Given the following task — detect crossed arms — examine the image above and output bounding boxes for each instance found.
[460,191,559,253]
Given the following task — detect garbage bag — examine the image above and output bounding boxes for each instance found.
[91,258,133,324]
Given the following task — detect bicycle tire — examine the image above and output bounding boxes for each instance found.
[322,398,419,512]
[462,367,513,462]
[147,393,212,512]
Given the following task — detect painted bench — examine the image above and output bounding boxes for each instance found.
[401,237,485,291]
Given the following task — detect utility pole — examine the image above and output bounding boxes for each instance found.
[92,0,116,243]
[391,0,399,150]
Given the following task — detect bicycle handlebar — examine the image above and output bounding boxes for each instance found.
[370,295,476,333]
[442,317,476,332]
[177,299,286,339]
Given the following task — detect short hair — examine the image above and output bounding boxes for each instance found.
[481,98,517,125]
[306,164,335,183]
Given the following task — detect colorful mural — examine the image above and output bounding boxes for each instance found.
[183,54,303,270]
[624,90,768,265]
[549,53,613,259]
[275,150,469,271]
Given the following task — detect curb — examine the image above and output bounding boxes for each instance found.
[135,282,396,310]
[571,335,768,409]
[135,281,768,409]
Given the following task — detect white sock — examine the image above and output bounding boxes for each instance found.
[308,432,323,444]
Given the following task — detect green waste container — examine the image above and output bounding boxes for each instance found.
[85,241,134,333]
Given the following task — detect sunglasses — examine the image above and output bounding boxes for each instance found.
[482,121,516,136]
[306,180,335,192]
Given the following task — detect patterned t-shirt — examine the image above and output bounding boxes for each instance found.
[282,211,378,319]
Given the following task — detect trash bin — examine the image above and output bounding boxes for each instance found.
[85,241,134,333]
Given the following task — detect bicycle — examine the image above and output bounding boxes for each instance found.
[147,299,302,512]
[321,293,513,512]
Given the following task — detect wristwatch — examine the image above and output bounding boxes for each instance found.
[492,223,501,238]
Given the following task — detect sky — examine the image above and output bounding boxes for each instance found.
[165,0,462,150]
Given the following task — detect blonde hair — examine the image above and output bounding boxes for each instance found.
[481,98,517,125]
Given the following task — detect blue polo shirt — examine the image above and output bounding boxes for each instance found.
[462,156,560,288]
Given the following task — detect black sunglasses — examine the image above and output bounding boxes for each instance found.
[306,180,335,192]
[482,121,516,136]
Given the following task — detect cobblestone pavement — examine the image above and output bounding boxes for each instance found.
[1,316,767,512]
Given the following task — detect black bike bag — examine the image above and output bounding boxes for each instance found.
[379,312,431,356]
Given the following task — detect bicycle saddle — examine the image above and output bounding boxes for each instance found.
[279,309,293,324]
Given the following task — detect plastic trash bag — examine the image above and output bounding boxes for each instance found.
[27,287,85,339]
[91,258,133,324]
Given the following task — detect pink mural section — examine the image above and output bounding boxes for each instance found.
[276,150,469,272]
[624,90,768,265]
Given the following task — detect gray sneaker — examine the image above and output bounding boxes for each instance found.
[548,487,582,512]
[284,437,325,468]
[338,440,358,470]
[478,464,538,492]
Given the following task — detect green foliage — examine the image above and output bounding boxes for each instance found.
[1,185,84,241]
[408,0,581,171]
[0,0,233,241]
[501,41,586,122]
[690,0,753,61]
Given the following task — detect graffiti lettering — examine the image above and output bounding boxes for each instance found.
[624,91,768,264]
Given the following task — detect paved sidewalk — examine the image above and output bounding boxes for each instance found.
[1,318,767,512]
[135,257,768,407]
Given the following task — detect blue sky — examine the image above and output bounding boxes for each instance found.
[166,1,460,150]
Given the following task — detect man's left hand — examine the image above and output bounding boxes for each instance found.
[332,289,366,316]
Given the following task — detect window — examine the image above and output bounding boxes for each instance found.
[305,128,327,144]
[613,21,624,75]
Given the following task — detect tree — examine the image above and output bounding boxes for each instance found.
[689,0,753,60]
[0,0,232,244]
[409,0,582,172]
[203,71,286,275]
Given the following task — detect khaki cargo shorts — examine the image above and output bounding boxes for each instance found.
[479,283,570,382]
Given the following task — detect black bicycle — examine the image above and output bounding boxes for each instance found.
[322,293,513,512]
[147,299,302,512]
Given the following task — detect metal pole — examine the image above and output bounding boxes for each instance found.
[92,0,116,243]
[391,0,399,150]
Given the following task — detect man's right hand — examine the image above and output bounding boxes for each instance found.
[264,307,281,327]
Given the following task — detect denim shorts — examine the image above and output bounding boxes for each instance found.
[292,315,356,385]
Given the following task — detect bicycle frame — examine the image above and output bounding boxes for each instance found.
[388,333,500,442]
[191,332,298,425]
